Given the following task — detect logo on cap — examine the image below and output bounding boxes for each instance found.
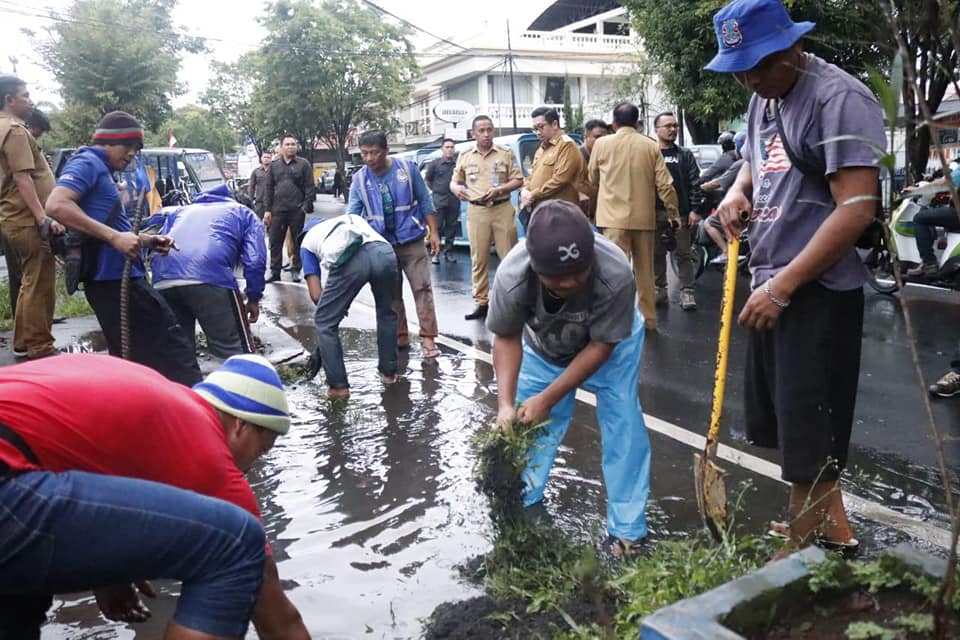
[721,19,742,48]
[558,243,580,262]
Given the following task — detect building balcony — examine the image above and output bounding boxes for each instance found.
[514,30,632,53]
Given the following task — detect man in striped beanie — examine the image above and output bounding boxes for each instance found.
[45,111,201,385]
[0,353,309,638]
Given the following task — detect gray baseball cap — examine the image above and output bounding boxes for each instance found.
[526,200,595,276]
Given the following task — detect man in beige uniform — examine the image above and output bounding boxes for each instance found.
[589,102,678,332]
[0,75,63,359]
[520,106,583,212]
[452,115,523,320]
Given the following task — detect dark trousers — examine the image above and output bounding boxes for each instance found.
[268,208,305,276]
[434,197,460,252]
[914,205,960,263]
[84,278,202,386]
[314,242,398,389]
[1,230,20,317]
[745,282,863,483]
[160,284,253,359]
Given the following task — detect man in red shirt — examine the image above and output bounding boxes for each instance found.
[0,353,309,640]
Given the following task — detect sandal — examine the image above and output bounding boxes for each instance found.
[767,521,860,556]
[609,536,645,559]
[422,346,441,359]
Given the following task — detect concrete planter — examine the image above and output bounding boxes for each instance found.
[639,543,945,640]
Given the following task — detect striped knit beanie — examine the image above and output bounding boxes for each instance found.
[92,111,144,148]
[193,354,291,434]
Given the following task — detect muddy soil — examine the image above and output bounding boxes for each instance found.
[741,588,959,639]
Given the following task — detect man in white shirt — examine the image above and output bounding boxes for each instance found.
[300,214,399,397]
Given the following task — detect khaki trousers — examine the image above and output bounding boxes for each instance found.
[467,202,518,305]
[2,223,56,355]
[602,227,656,331]
[394,239,439,342]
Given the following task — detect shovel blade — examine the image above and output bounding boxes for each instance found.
[694,452,728,541]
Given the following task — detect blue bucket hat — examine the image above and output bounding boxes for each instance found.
[704,0,815,73]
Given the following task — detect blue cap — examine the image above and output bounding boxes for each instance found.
[704,0,814,73]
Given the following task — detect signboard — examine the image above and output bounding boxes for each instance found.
[444,126,470,141]
[433,100,476,125]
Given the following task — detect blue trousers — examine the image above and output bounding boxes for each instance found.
[518,311,650,541]
[0,470,266,638]
[314,241,399,389]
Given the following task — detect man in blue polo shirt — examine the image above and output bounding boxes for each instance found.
[45,111,201,385]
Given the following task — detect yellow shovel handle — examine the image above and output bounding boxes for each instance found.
[706,235,740,444]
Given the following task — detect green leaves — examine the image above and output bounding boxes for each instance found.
[251,0,418,163]
[33,0,199,138]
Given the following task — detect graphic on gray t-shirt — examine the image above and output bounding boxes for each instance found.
[486,234,636,366]
[742,53,886,292]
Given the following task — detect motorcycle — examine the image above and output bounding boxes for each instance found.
[670,215,750,281]
[862,193,960,294]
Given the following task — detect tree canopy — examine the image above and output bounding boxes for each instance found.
[145,105,239,153]
[29,0,203,144]
[625,0,893,142]
[252,0,418,166]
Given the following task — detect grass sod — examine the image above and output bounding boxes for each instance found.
[0,272,94,331]
[426,420,784,639]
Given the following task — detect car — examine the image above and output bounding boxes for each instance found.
[318,169,336,194]
[688,144,724,172]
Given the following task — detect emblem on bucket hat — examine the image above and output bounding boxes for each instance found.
[721,19,742,48]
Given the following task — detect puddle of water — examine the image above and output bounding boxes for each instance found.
[40,312,958,636]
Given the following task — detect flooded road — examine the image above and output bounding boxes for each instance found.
[26,198,960,637]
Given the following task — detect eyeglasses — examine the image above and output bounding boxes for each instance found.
[658,123,679,130]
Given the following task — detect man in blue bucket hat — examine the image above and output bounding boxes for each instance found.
[708,0,886,556]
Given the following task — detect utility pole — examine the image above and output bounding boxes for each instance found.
[506,21,518,132]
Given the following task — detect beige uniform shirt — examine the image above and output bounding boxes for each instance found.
[0,114,55,228]
[452,143,522,208]
[525,133,583,206]
[589,126,678,231]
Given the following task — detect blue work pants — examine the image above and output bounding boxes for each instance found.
[518,311,650,541]
[0,470,266,638]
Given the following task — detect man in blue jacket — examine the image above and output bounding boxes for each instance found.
[45,111,201,386]
[149,185,267,358]
[348,130,442,358]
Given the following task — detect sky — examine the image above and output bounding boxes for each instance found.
[0,0,551,108]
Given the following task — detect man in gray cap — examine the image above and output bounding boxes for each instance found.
[486,199,651,558]
[708,0,885,554]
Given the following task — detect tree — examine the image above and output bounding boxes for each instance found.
[201,53,271,154]
[254,0,418,168]
[887,0,960,182]
[28,0,203,141]
[625,0,893,143]
[146,105,239,155]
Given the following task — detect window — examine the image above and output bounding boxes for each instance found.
[487,75,533,105]
[542,77,581,105]
[445,78,479,105]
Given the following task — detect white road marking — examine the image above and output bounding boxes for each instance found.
[272,280,954,549]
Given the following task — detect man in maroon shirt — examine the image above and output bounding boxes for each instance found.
[0,353,309,640]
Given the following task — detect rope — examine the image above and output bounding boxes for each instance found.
[120,188,146,361]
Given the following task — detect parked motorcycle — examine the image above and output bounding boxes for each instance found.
[862,194,960,294]
[671,217,750,281]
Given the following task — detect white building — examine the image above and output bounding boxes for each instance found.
[392,0,674,149]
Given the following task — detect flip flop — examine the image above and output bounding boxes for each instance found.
[767,521,860,556]
[609,536,645,560]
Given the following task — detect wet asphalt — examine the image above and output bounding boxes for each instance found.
[9,194,960,638]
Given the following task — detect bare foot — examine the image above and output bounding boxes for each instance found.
[381,373,398,385]
[327,387,350,399]
[422,339,441,359]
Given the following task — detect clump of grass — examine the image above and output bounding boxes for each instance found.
[0,272,94,331]
[473,419,547,531]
